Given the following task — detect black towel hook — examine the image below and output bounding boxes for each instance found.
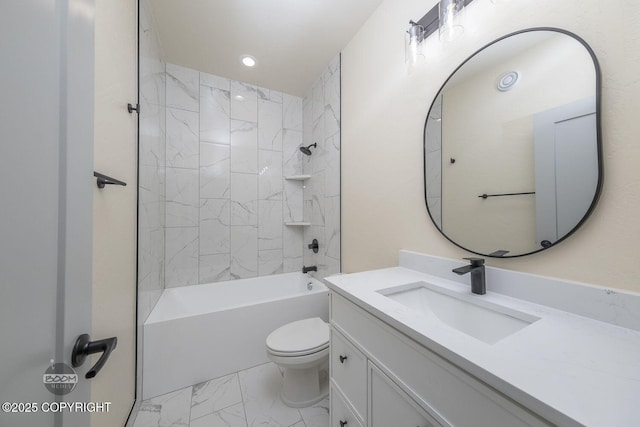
[94,171,127,189]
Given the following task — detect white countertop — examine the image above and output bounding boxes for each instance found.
[325,264,640,427]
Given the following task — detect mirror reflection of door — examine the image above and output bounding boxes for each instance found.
[534,97,598,247]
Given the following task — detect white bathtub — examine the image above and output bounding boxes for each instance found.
[142,272,330,399]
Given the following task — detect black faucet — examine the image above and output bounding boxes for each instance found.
[302,265,317,274]
[452,258,486,295]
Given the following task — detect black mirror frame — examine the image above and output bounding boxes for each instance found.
[423,27,603,258]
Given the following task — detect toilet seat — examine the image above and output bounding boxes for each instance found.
[267,343,329,358]
[266,317,329,356]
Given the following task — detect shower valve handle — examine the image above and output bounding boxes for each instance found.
[308,239,319,253]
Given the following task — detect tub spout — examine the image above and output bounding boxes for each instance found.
[302,265,317,274]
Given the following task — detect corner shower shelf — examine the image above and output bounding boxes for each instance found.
[285,222,311,226]
[285,174,311,181]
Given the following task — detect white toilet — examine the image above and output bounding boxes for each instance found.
[266,317,330,407]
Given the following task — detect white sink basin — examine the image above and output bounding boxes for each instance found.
[378,282,539,344]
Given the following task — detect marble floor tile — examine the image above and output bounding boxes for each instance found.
[190,402,247,427]
[238,362,303,427]
[191,373,242,421]
[299,396,330,427]
[136,362,330,427]
[133,386,192,427]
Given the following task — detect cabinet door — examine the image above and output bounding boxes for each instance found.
[370,363,449,427]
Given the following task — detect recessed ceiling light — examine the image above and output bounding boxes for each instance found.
[241,55,257,67]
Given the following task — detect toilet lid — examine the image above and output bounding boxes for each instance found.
[266,317,329,355]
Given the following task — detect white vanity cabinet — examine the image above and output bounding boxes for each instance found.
[330,292,552,427]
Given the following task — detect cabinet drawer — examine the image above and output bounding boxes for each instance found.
[331,328,367,421]
[331,383,364,427]
[332,293,551,427]
[370,362,449,427]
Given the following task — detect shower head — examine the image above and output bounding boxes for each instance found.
[299,143,317,156]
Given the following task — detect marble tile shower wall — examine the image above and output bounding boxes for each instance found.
[138,0,166,321]
[302,56,341,278]
[163,63,309,287]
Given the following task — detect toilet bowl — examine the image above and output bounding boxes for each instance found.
[266,317,330,408]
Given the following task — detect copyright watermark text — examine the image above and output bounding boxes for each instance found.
[2,401,111,413]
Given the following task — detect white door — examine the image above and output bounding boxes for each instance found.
[0,0,96,426]
[534,97,598,247]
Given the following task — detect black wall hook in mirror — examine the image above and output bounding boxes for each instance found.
[94,171,127,189]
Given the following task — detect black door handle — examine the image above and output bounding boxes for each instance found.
[71,334,117,379]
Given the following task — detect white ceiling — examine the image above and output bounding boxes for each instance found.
[149,0,384,97]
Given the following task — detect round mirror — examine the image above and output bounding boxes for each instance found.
[424,28,602,258]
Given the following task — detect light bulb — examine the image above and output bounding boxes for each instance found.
[241,55,256,67]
